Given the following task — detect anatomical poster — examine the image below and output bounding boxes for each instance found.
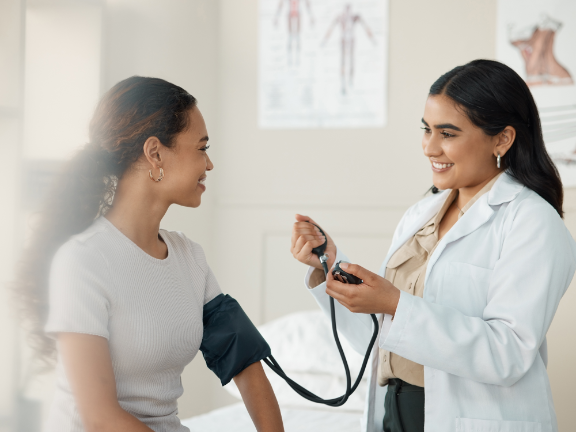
[497,0,576,186]
[258,0,388,129]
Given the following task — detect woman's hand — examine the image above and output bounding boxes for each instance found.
[326,262,401,316]
[290,214,337,270]
[233,362,284,432]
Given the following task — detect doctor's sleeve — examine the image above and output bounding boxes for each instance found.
[379,199,576,387]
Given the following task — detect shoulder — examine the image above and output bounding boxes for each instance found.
[159,229,209,269]
[506,187,563,227]
[49,221,114,301]
[501,187,576,260]
[51,219,110,274]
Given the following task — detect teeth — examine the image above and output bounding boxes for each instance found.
[199,178,206,184]
[432,162,454,169]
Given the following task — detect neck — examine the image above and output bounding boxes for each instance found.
[104,171,169,253]
[456,170,502,209]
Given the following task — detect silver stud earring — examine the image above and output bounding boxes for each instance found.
[497,153,501,169]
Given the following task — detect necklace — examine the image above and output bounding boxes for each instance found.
[454,193,464,215]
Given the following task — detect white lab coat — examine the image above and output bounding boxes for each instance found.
[305,172,576,432]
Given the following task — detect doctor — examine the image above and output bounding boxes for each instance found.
[290,59,576,432]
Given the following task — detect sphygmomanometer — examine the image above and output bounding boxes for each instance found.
[199,223,379,407]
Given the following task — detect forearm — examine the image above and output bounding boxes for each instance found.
[233,362,284,432]
[81,403,154,432]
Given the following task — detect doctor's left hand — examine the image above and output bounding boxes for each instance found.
[326,263,401,316]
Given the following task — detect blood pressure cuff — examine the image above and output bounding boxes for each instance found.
[200,294,271,386]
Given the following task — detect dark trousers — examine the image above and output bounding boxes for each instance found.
[382,379,425,432]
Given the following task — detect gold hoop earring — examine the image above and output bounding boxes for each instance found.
[497,153,501,169]
[149,167,164,182]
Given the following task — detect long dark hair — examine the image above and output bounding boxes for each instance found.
[13,76,197,365]
[428,59,563,217]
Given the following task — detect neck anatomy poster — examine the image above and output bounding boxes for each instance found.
[497,0,576,186]
[258,0,388,129]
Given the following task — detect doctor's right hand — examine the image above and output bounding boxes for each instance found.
[290,214,337,271]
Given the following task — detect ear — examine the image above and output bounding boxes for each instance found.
[142,136,163,168]
[494,126,516,158]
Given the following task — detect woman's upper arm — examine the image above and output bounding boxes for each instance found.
[58,333,122,431]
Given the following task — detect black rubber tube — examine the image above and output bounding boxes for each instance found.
[263,260,379,407]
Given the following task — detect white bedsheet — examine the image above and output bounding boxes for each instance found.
[181,402,362,432]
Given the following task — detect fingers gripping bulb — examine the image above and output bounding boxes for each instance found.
[310,223,328,258]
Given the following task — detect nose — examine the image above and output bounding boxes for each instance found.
[206,153,214,171]
[422,132,442,159]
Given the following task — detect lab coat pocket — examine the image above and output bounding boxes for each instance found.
[440,262,492,317]
[455,417,542,432]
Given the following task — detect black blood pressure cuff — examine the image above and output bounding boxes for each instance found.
[200,294,271,386]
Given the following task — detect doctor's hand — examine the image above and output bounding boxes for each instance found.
[326,262,400,316]
[291,214,337,271]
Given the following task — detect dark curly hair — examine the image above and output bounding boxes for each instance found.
[12,76,197,365]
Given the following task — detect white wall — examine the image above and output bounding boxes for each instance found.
[0,1,24,431]
[23,1,102,161]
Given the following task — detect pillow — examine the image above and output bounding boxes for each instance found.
[224,310,368,412]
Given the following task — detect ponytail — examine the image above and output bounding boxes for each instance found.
[12,76,196,365]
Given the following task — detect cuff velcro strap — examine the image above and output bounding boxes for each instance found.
[200,294,271,386]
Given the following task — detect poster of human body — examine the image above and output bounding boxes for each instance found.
[497,0,576,186]
[259,0,388,129]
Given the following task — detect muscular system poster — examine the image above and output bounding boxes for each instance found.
[497,0,576,186]
[258,0,388,129]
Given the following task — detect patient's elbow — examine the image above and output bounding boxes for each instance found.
[82,406,128,432]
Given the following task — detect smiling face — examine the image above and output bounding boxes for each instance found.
[421,94,510,194]
[162,107,213,208]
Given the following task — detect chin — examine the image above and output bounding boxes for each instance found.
[178,197,202,208]
[432,175,456,191]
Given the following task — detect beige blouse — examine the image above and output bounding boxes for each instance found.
[378,173,502,387]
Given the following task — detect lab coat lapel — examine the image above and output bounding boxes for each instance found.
[423,196,494,287]
[379,191,449,276]
[423,172,524,288]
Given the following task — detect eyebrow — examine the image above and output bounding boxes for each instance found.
[199,136,209,143]
[421,118,462,132]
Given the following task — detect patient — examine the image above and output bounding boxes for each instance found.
[13,77,284,432]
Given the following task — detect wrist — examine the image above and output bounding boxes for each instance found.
[387,287,401,316]
[380,282,401,316]
[323,253,336,271]
[309,267,326,288]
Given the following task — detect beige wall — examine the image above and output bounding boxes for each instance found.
[211,0,576,430]
[101,0,224,417]
[102,0,576,428]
